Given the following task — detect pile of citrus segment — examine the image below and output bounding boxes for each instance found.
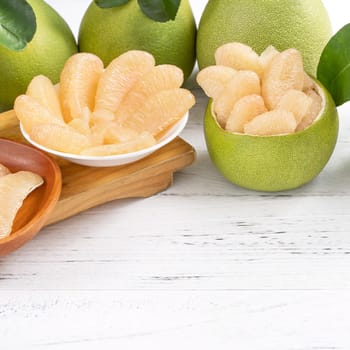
[197,42,323,136]
[14,50,195,157]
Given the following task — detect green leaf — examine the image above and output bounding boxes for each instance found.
[0,0,36,51]
[138,0,181,22]
[317,23,350,106]
[94,0,130,8]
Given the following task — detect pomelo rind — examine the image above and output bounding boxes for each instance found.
[204,79,339,192]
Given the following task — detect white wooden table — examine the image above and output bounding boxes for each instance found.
[2,1,350,349]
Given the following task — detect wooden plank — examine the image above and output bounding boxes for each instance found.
[0,110,196,225]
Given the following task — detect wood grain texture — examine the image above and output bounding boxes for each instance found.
[0,110,196,226]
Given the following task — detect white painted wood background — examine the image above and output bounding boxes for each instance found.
[1,1,350,349]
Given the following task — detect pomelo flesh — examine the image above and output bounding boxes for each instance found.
[213,70,261,128]
[14,50,195,156]
[225,94,267,133]
[60,53,104,122]
[0,171,43,238]
[197,43,323,135]
[196,65,237,100]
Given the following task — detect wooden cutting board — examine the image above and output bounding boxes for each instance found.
[0,110,196,225]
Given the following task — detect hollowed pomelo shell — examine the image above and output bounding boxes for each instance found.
[204,81,338,192]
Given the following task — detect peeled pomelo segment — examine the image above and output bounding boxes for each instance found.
[225,94,267,133]
[26,75,63,121]
[68,118,91,135]
[277,89,313,124]
[60,53,104,122]
[14,95,65,133]
[0,164,10,177]
[244,110,297,136]
[296,89,323,131]
[91,121,140,144]
[259,45,279,70]
[91,109,115,126]
[213,70,261,128]
[94,50,156,114]
[115,64,184,123]
[80,132,156,156]
[90,113,140,145]
[262,48,304,109]
[215,42,263,77]
[105,123,140,144]
[122,88,195,137]
[30,123,91,154]
[303,73,316,91]
[0,171,43,238]
[88,126,105,147]
[196,65,237,99]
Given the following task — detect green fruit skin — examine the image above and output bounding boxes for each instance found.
[204,83,339,192]
[0,0,78,112]
[197,0,332,76]
[78,0,197,81]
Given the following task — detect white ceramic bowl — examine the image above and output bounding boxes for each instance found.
[20,113,189,167]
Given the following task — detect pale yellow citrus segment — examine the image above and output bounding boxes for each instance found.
[196,65,237,99]
[0,171,43,238]
[60,52,104,122]
[122,88,195,136]
[277,89,313,124]
[296,89,323,131]
[67,118,91,135]
[259,45,279,70]
[81,132,156,156]
[91,109,115,125]
[215,42,263,77]
[0,164,10,177]
[225,94,267,133]
[105,123,140,144]
[94,50,156,114]
[30,123,91,154]
[115,64,184,122]
[26,75,63,121]
[244,110,297,136]
[14,95,65,133]
[262,48,304,109]
[303,73,316,91]
[214,70,261,128]
[90,121,140,144]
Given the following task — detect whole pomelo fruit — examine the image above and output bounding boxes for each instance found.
[197,0,332,76]
[204,80,338,192]
[78,0,196,81]
[0,0,78,112]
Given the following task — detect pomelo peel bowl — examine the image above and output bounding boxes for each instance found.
[199,43,339,192]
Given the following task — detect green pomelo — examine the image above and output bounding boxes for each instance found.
[78,0,197,81]
[204,81,339,192]
[197,0,332,76]
[0,0,78,112]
